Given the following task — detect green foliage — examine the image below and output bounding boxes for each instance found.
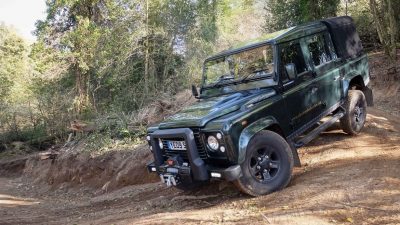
[1,0,221,153]
[264,0,340,32]
[33,0,218,114]
[0,24,27,105]
[0,24,37,145]
[83,114,147,153]
[369,0,399,62]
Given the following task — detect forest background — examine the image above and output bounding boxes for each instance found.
[0,0,398,153]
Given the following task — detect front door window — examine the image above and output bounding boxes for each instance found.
[279,41,309,83]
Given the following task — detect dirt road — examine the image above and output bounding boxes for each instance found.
[1,107,399,225]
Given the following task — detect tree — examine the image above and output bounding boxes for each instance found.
[264,0,340,32]
[369,0,398,72]
[34,0,222,115]
[0,24,24,105]
[0,23,34,140]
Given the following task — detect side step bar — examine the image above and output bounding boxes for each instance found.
[294,111,344,148]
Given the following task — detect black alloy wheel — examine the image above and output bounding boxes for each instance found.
[249,147,281,183]
[234,130,293,196]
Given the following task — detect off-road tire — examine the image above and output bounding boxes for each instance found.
[340,90,367,135]
[234,130,293,196]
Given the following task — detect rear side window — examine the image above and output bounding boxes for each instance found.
[307,33,333,66]
[279,41,308,82]
[325,33,338,59]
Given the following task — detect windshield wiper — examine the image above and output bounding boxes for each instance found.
[239,73,257,83]
[239,70,272,83]
[206,72,272,90]
[208,75,235,88]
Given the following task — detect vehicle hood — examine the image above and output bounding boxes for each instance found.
[158,89,276,129]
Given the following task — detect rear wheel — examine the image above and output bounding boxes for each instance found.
[340,90,367,135]
[234,130,293,196]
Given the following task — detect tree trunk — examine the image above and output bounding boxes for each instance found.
[387,0,398,61]
[370,0,397,74]
[144,0,149,96]
[370,0,389,54]
[75,64,88,114]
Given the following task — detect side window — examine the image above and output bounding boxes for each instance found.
[325,33,338,60]
[279,41,308,82]
[307,33,333,66]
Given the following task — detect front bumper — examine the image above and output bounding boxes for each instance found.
[147,161,242,182]
[148,128,242,183]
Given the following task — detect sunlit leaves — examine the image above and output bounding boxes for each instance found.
[264,0,340,32]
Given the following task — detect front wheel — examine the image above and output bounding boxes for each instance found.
[234,130,293,196]
[340,90,367,135]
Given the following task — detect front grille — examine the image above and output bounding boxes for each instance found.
[161,129,207,161]
[193,128,208,159]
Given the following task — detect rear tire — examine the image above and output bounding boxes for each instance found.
[234,130,293,196]
[340,90,367,135]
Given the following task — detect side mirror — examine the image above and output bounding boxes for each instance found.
[285,63,297,80]
[191,85,199,98]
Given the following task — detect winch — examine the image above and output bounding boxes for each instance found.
[160,174,177,187]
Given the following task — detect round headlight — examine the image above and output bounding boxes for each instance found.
[146,135,151,141]
[158,139,163,149]
[207,135,219,150]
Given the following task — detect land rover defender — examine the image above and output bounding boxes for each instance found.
[146,16,373,196]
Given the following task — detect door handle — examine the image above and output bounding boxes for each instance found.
[333,76,340,81]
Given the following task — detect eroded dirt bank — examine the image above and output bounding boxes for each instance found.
[0,143,159,193]
[0,107,399,225]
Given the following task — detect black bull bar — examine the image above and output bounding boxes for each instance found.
[149,128,209,181]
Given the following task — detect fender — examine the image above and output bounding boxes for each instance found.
[342,72,363,98]
[237,116,278,164]
[342,73,373,106]
[341,78,350,99]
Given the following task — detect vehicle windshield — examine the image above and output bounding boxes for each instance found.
[203,45,274,87]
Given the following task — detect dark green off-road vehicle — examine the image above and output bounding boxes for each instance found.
[146,16,373,196]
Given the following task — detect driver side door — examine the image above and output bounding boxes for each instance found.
[280,39,322,131]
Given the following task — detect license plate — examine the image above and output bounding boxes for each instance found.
[168,141,186,150]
